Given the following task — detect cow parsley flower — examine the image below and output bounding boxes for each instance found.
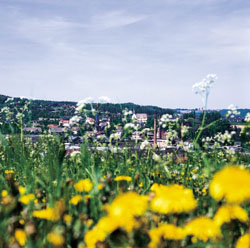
[76,97,94,112]
[98,96,111,103]
[140,140,151,150]
[69,115,82,126]
[226,104,240,118]
[124,123,136,129]
[245,113,250,122]
[192,74,217,109]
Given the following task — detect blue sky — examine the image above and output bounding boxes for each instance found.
[0,0,249,109]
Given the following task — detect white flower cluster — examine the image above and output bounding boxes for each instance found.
[75,96,111,113]
[181,125,189,136]
[109,132,121,141]
[160,114,173,128]
[98,96,111,104]
[123,109,133,116]
[245,113,250,122]
[69,115,82,126]
[75,97,94,112]
[124,123,136,129]
[165,130,178,145]
[214,131,233,144]
[140,139,151,150]
[192,74,217,109]
[226,104,240,118]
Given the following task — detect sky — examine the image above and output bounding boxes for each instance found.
[0,0,250,109]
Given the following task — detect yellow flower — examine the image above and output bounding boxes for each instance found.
[47,232,65,246]
[84,228,106,248]
[74,179,93,192]
[1,189,8,197]
[150,184,197,214]
[19,219,25,225]
[18,186,26,195]
[63,214,72,224]
[214,204,248,227]
[96,216,120,234]
[97,184,103,190]
[19,194,35,205]
[108,192,148,217]
[84,216,123,247]
[235,233,250,248]
[149,224,186,248]
[15,229,26,246]
[209,166,250,203]
[69,195,83,205]
[114,176,132,182]
[185,217,221,242]
[106,192,148,231]
[5,169,14,174]
[33,208,55,220]
[33,200,65,222]
[202,188,207,195]
[139,182,143,187]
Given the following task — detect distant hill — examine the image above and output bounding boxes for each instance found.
[0,94,174,116]
[1,94,249,117]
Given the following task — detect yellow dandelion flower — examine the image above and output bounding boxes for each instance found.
[214,204,248,227]
[96,216,120,234]
[108,192,148,218]
[74,179,93,192]
[235,232,250,248]
[150,184,197,214]
[33,208,55,220]
[69,195,83,205]
[185,217,221,242]
[209,166,250,204]
[18,186,26,195]
[5,169,15,174]
[139,182,143,187]
[85,219,93,227]
[19,219,25,225]
[63,214,72,224]
[33,200,65,222]
[149,224,186,248]
[97,184,103,190]
[19,194,35,205]
[15,229,26,246]
[84,228,106,248]
[114,176,132,182]
[47,232,65,246]
[1,189,8,197]
[108,192,148,231]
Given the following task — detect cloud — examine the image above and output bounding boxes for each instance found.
[15,16,85,46]
[90,11,147,29]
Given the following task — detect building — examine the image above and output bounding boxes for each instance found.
[135,113,148,123]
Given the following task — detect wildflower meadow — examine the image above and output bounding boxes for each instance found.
[0,75,250,248]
